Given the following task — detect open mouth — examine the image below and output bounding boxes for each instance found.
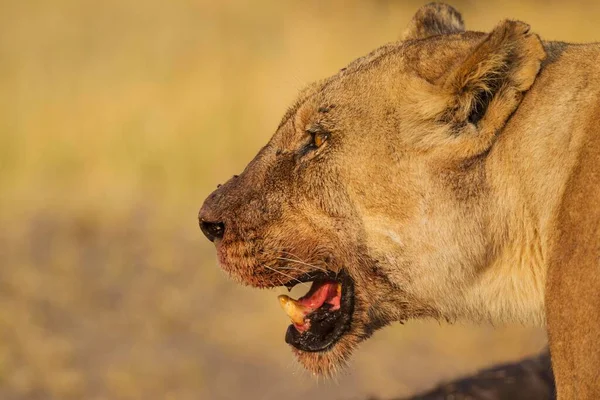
[277,270,355,352]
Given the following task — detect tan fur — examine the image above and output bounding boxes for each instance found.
[546,101,600,398]
[199,3,600,397]
[402,2,464,40]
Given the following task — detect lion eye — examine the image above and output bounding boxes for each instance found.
[314,133,325,147]
[304,126,329,153]
[312,132,328,148]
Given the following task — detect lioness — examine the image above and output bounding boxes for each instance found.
[199,3,600,398]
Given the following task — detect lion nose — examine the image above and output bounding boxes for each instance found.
[199,219,225,242]
[199,176,241,242]
[198,191,226,242]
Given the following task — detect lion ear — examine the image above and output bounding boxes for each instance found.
[439,20,546,157]
[402,3,465,40]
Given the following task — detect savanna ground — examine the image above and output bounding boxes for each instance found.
[1,1,598,399]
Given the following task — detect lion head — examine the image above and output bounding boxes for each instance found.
[199,3,546,375]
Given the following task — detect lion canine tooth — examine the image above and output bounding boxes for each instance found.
[278,295,307,325]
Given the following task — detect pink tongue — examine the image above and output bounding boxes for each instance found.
[298,281,341,313]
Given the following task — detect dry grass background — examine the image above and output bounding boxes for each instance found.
[1,0,598,399]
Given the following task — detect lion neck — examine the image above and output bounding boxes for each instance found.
[460,203,548,326]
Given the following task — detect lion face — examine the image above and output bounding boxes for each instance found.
[199,4,545,375]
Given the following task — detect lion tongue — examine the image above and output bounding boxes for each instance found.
[278,281,341,333]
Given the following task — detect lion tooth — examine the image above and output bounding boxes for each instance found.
[278,295,307,325]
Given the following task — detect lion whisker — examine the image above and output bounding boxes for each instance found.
[275,249,318,265]
[259,250,325,272]
[276,257,328,273]
[262,248,324,268]
[278,265,309,273]
[262,264,309,288]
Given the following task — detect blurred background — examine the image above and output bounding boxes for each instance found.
[1,0,598,399]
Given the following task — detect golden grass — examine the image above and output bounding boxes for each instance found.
[1,0,598,398]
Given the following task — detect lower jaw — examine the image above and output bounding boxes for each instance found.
[289,327,365,377]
